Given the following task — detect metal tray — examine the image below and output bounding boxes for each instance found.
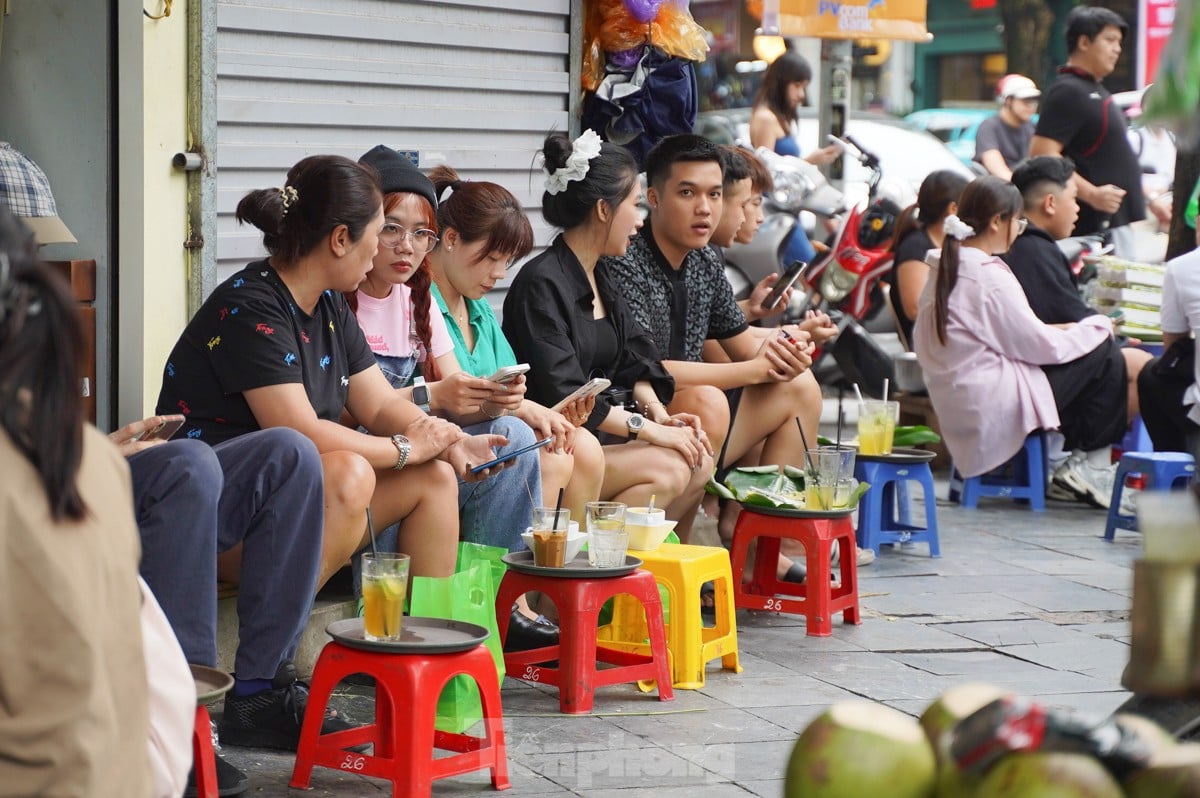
[854,447,938,464]
[191,664,234,705]
[501,550,642,578]
[734,502,856,519]
[326,617,489,654]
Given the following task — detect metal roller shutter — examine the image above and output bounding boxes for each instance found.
[215,0,573,307]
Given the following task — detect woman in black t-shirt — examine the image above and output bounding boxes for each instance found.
[886,170,971,349]
[157,155,506,586]
[503,132,713,538]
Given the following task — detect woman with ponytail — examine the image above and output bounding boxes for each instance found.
[420,162,604,527]
[913,176,1128,507]
[886,169,970,348]
[0,208,154,795]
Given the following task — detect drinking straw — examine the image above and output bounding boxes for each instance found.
[853,382,866,410]
[882,377,890,403]
[795,417,815,471]
[836,388,844,450]
[648,494,657,513]
[552,486,565,533]
[365,506,378,557]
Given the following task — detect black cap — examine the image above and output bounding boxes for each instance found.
[358,145,437,211]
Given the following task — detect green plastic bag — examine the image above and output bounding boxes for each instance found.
[408,542,507,733]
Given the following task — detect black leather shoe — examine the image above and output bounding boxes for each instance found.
[504,609,559,652]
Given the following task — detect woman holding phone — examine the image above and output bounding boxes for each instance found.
[503,131,713,538]
[156,154,506,588]
[352,146,601,525]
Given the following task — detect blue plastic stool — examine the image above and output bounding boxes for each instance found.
[854,459,941,557]
[1104,451,1196,540]
[949,432,1046,511]
[1119,415,1153,455]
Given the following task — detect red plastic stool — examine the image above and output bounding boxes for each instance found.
[495,568,675,714]
[729,504,861,636]
[191,704,219,798]
[289,641,509,797]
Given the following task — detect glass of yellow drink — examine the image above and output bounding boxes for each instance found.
[857,400,899,456]
[804,446,856,509]
[361,552,410,642]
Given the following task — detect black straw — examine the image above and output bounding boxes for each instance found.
[365,506,378,557]
[552,486,565,533]
[795,417,815,471]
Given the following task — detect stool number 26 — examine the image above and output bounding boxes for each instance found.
[340,753,366,772]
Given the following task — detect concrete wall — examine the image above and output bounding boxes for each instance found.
[116,0,192,423]
[0,0,112,425]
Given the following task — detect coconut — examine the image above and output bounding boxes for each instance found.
[919,684,1010,766]
[1126,742,1200,797]
[974,752,1124,798]
[784,701,937,798]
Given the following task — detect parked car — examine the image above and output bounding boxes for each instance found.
[695,106,975,209]
[903,107,993,170]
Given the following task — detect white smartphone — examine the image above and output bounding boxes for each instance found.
[550,377,612,413]
[488,363,530,384]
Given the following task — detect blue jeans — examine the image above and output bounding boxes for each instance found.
[459,415,542,552]
[375,353,419,389]
[129,428,324,679]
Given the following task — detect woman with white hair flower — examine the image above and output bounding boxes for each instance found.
[503,130,713,539]
[913,176,1127,508]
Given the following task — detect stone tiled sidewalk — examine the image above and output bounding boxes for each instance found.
[217,490,1138,796]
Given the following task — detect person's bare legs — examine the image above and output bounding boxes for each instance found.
[373,459,460,579]
[601,442,703,535]
[546,427,604,521]
[1121,347,1153,422]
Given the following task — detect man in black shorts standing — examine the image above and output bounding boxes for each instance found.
[1030,6,1148,259]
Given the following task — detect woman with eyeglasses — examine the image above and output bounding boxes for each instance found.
[157,154,508,588]
[913,176,1127,508]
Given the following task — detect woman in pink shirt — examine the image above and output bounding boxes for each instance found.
[914,176,1126,507]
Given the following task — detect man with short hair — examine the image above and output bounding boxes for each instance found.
[1030,5,1147,258]
[975,74,1041,180]
[1005,155,1150,506]
[603,134,854,572]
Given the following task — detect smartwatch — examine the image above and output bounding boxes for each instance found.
[412,376,431,413]
[626,412,646,440]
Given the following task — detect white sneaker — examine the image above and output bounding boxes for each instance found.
[1052,454,1117,509]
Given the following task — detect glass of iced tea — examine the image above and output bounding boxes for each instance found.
[361,552,410,642]
[586,501,628,567]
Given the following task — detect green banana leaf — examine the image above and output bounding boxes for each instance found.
[707,465,870,510]
[818,425,941,448]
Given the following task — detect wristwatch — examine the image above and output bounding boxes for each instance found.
[390,434,411,471]
[626,412,646,440]
[412,376,431,413]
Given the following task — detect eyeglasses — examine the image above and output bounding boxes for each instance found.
[379,223,439,251]
[1015,217,1029,235]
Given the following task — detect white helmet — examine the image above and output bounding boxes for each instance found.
[997,74,1041,103]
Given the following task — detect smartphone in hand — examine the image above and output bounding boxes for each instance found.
[133,415,185,442]
[761,260,808,312]
[488,363,530,384]
[550,378,612,413]
[469,437,553,474]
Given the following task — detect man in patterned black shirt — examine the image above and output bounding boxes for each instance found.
[603,135,826,572]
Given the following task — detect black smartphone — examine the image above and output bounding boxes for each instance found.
[469,437,553,475]
[761,260,808,312]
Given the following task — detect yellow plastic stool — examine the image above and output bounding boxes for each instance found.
[598,543,742,689]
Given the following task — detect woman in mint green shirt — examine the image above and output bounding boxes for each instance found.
[422,165,604,522]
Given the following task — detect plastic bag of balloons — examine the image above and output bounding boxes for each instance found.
[582,0,708,91]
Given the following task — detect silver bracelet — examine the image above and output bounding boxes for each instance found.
[390,434,411,471]
[481,402,505,419]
